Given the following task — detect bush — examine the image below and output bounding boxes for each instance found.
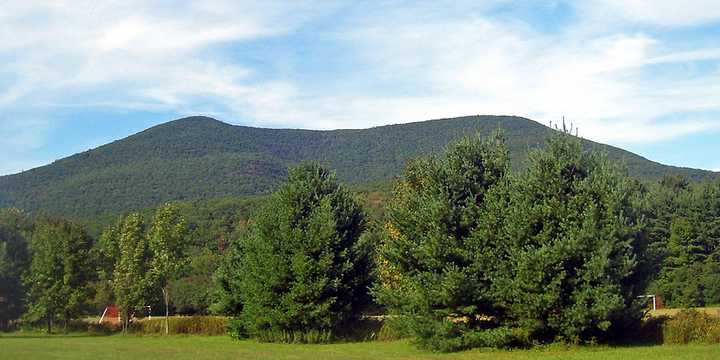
[411,319,524,352]
[226,317,247,339]
[663,309,720,344]
[10,319,120,334]
[129,316,227,335]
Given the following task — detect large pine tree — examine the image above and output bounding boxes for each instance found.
[490,133,646,343]
[374,132,511,351]
[236,163,369,342]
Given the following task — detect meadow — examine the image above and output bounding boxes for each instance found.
[2,335,720,360]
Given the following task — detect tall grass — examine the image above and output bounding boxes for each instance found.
[254,329,334,343]
[663,309,720,344]
[129,316,228,335]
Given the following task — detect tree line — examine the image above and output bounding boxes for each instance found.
[1,130,719,351]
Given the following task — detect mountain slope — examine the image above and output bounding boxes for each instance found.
[0,115,716,218]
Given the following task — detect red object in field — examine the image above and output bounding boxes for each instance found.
[100,305,120,324]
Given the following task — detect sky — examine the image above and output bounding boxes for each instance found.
[1,0,720,175]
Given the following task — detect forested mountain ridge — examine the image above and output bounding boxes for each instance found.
[0,115,716,218]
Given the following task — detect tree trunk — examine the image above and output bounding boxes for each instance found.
[122,310,128,334]
[162,286,169,335]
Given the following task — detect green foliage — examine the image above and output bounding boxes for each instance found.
[0,208,31,330]
[171,248,221,315]
[226,317,247,339]
[663,309,720,344]
[2,116,713,220]
[174,196,264,251]
[211,237,244,317]
[374,132,511,352]
[110,213,151,332]
[107,205,190,332]
[413,322,520,352]
[236,163,369,342]
[24,217,93,332]
[377,131,648,351]
[147,203,189,333]
[649,179,720,307]
[491,133,646,343]
[147,203,188,287]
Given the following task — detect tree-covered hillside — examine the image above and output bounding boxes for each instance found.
[0,115,716,219]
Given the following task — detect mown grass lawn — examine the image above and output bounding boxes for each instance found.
[1,335,719,360]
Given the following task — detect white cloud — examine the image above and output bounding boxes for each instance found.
[592,0,720,27]
[647,48,720,64]
[333,12,720,144]
[0,0,323,108]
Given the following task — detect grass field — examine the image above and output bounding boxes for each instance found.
[1,335,719,360]
[650,307,720,318]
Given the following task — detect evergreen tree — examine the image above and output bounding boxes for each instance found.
[237,163,368,342]
[652,179,720,306]
[374,132,511,351]
[211,219,251,318]
[211,232,246,337]
[491,133,646,343]
[24,218,93,332]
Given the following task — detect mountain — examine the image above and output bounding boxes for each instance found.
[0,115,716,219]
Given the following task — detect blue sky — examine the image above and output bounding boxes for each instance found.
[1,0,720,175]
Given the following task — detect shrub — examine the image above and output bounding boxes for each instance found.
[226,317,247,339]
[663,309,720,344]
[411,318,524,352]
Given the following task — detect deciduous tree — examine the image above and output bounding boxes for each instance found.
[24,218,92,332]
[112,214,150,332]
[147,203,188,334]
